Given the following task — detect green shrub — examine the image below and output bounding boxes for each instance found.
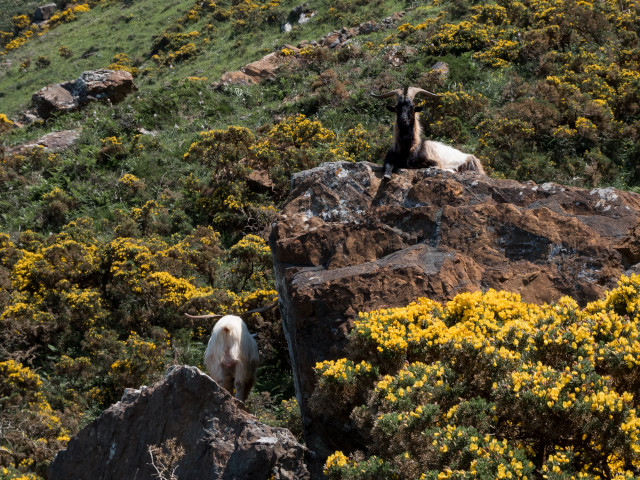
[58,46,72,58]
[0,360,71,477]
[316,277,640,479]
[34,56,50,69]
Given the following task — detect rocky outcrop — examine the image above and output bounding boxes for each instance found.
[33,3,57,24]
[48,366,310,480]
[220,52,283,86]
[9,129,80,153]
[269,161,640,456]
[218,12,405,86]
[32,69,135,118]
[74,69,135,103]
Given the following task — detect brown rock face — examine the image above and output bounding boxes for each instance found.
[14,129,81,153]
[269,161,640,456]
[48,366,310,480]
[74,69,135,103]
[247,168,275,193]
[31,84,76,119]
[32,69,135,118]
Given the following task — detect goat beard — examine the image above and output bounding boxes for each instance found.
[396,125,420,162]
[397,117,418,155]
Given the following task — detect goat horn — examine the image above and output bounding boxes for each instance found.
[239,301,278,321]
[185,302,278,322]
[371,89,402,100]
[184,313,224,320]
[406,87,440,100]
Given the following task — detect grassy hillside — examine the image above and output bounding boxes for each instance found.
[1,0,640,478]
[0,0,408,115]
[0,0,42,32]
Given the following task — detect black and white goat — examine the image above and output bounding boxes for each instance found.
[372,87,485,179]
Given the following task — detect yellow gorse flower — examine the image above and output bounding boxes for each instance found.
[317,275,640,479]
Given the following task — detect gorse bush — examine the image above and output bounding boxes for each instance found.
[2,0,640,477]
[0,215,282,475]
[317,276,640,480]
[391,0,640,185]
[0,114,13,133]
[182,114,355,231]
[57,46,71,58]
[249,113,336,195]
[0,360,72,477]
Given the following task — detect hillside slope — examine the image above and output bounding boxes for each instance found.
[0,0,640,478]
[0,0,42,32]
[2,0,639,186]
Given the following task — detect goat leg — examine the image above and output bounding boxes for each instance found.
[383,150,398,179]
[384,163,394,179]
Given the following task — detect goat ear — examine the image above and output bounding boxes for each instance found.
[414,105,423,112]
[386,105,396,112]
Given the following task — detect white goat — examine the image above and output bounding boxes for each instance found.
[204,315,259,402]
[372,86,486,178]
[186,313,259,401]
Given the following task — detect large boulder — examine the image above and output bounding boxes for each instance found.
[242,52,282,82]
[32,3,57,23]
[32,69,135,118]
[72,68,135,103]
[31,84,76,119]
[269,161,640,456]
[48,366,310,480]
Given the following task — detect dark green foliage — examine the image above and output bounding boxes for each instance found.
[1,0,640,476]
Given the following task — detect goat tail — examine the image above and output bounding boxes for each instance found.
[461,155,486,175]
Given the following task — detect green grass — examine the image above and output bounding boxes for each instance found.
[0,0,193,115]
[0,0,412,118]
[0,0,42,31]
[2,1,640,478]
